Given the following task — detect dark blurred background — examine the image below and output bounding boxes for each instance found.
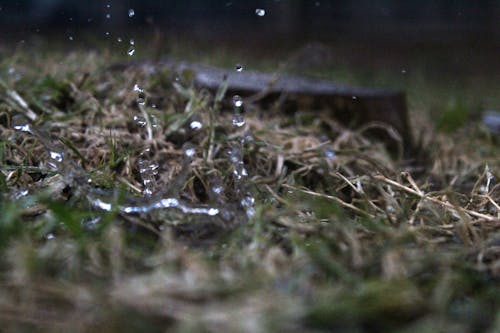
[0,0,499,40]
[1,1,498,116]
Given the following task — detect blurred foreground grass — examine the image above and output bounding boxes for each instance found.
[0,37,499,332]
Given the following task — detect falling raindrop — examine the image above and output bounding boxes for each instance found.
[130,39,135,45]
[183,143,196,159]
[209,176,224,196]
[117,37,122,42]
[128,8,135,17]
[189,120,203,130]
[68,36,74,41]
[232,95,243,108]
[106,13,111,19]
[255,8,266,16]
[235,64,244,72]
[48,150,64,170]
[105,31,110,36]
[13,124,32,134]
[232,113,245,127]
[134,84,146,105]
[50,151,63,163]
[137,158,159,197]
[127,47,135,56]
[323,148,336,159]
[241,195,256,218]
[133,115,147,127]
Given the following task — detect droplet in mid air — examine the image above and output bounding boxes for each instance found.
[232,113,245,127]
[133,84,144,93]
[182,143,196,159]
[128,47,135,56]
[128,9,135,17]
[189,120,203,130]
[255,8,266,16]
[133,115,147,127]
[232,95,243,108]
[235,64,243,72]
[50,151,63,163]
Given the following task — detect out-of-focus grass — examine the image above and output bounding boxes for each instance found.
[0,36,498,332]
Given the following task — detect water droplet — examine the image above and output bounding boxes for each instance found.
[401,69,407,74]
[106,4,111,8]
[241,195,256,218]
[133,115,147,127]
[232,113,245,127]
[128,8,135,17]
[233,165,248,180]
[207,208,219,216]
[323,148,336,159]
[213,185,223,194]
[133,84,143,93]
[117,37,122,42]
[208,176,225,200]
[46,233,55,240]
[137,159,159,197]
[127,47,135,56]
[183,143,196,159]
[105,31,110,36]
[255,8,266,16]
[14,124,32,134]
[50,151,63,163]
[106,13,111,19]
[129,39,135,45]
[133,84,145,104]
[352,96,357,100]
[232,95,243,108]
[68,36,74,41]
[235,64,244,72]
[244,132,254,142]
[189,120,203,130]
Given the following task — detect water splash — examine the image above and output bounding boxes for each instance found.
[137,157,159,197]
[89,195,219,217]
